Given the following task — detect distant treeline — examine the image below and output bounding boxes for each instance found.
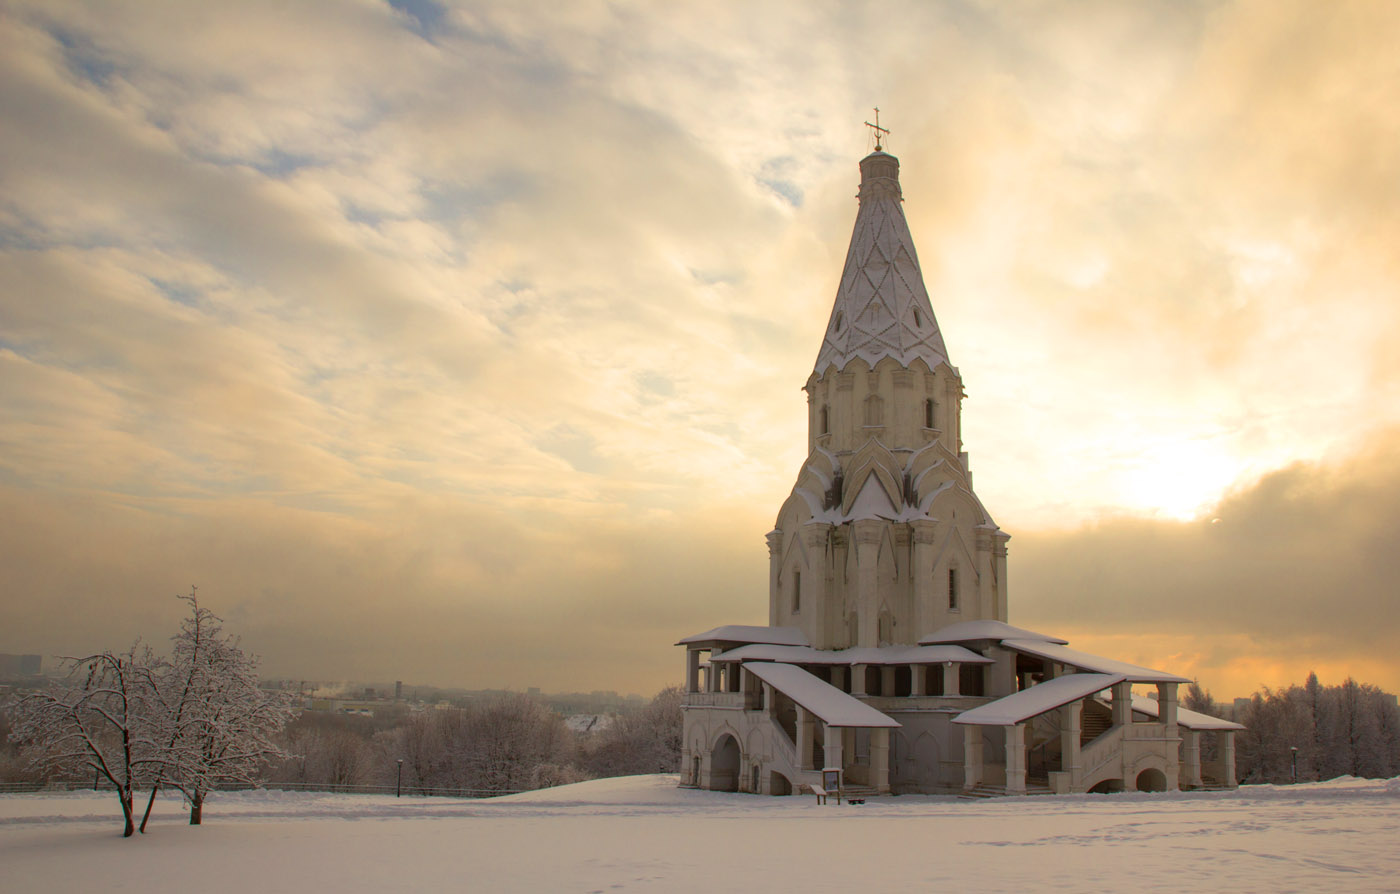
[269,687,682,794]
[1187,674,1400,784]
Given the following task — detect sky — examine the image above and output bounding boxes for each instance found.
[2,0,1398,699]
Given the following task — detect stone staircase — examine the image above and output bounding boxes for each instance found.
[1081,702,1112,746]
[959,781,1054,799]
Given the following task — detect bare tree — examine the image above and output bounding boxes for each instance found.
[143,592,296,827]
[7,645,164,837]
[582,687,683,778]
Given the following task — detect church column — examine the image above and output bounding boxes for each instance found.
[1158,681,1180,789]
[992,533,1009,622]
[852,520,883,648]
[871,728,891,794]
[880,665,895,697]
[1157,682,1179,739]
[963,726,983,790]
[686,649,701,693]
[1005,724,1027,795]
[850,664,868,696]
[801,523,830,645]
[1222,731,1238,787]
[975,527,996,621]
[911,521,937,638]
[831,665,847,692]
[766,530,783,627]
[795,706,813,772]
[1060,700,1082,792]
[911,665,926,697]
[942,661,960,696]
[823,724,844,775]
[1111,681,1133,728]
[1181,729,1203,788]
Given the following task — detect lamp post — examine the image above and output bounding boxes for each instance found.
[1290,746,1298,784]
[396,759,404,798]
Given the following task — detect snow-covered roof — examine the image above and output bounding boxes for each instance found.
[918,620,1068,646]
[952,674,1125,726]
[1003,640,1191,684]
[675,625,810,647]
[709,643,991,666]
[1131,696,1246,731]
[812,151,951,377]
[744,662,900,729]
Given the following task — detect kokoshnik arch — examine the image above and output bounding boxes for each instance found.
[676,142,1243,797]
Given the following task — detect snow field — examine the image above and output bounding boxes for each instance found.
[3,775,1399,893]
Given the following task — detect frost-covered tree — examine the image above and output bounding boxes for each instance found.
[582,687,683,778]
[1236,673,1400,784]
[456,693,577,793]
[142,592,296,827]
[7,645,164,837]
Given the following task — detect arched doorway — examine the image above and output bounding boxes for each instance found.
[1136,767,1168,792]
[710,735,740,792]
[769,772,793,796]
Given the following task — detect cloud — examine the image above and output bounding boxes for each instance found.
[1013,427,1400,694]
[1,1,1398,695]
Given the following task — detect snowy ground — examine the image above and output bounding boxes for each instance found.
[4,775,1399,893]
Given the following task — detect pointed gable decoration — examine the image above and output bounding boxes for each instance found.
[814,151,951,377]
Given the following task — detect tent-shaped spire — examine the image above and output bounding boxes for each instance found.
[813,150,950,376]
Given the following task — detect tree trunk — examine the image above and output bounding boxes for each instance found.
[189,792,204,825]
[139,784,160,833]
[120,790,135,838]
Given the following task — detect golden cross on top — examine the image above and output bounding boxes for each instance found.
[865,107,889,151]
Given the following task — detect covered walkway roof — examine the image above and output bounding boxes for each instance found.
[919,620,1068,646]
[744,662,900,729]
[953,673,1124,727]
[1131,696,1245,731]
[709,643,991,666]
[1003,639,1191,684]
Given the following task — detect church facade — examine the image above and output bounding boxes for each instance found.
[677,146,1241,797]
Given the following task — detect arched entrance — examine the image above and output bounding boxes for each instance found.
[710,734,740,792]
[769,772,793,796]
[1136,767,1168,792]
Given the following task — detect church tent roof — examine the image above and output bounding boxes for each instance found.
[675,625,809,648]
[919,620,1069,646]
[744,662,900,729]
[812,151,951,377]
[709,643,991,665]
[1130,695,1246,731]
[952,673,1125,727]
[1003,640,1191,684]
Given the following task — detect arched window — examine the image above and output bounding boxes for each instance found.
[819,405,830,435]
[834,311,844,333]
[791,570,801,613]
[948,567,959,611]
[913,307,923,328]
[924,398,936,429]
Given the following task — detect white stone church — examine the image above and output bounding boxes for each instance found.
[677,144,1242,797]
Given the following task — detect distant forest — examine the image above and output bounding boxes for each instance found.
[1186,675,1400,784]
